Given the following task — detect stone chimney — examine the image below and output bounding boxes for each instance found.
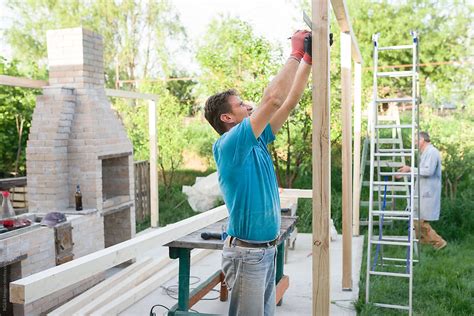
[26,28,135,237]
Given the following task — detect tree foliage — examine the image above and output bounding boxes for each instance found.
[112,82,187,194]
[196,16,281,102]
[195,17,315,187]
[420,107,474,199]
[4,0,188,85]
[0,58,41,177]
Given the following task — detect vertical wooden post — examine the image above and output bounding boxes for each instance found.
[353,62,362,236]
[149,99,159,228]
[341,32,353,290]
[312,0,330,314]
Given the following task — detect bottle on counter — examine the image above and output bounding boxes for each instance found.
[75,184,83,211]
[1,191,16,219]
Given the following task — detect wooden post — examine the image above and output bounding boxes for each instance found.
[312,0,331,314]
[353,62,362,236]
[148,99,159,227]
[341,32,353,290]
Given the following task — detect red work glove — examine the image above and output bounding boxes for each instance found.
[290,30,310,62]
[303,33,312,65]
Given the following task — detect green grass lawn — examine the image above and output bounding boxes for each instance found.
[135,167,473,316]
[355,233,474,315]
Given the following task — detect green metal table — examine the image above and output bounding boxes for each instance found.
[165,216,297,315]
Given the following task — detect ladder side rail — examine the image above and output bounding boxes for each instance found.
[366,32,380,304]
[407,31,419,316]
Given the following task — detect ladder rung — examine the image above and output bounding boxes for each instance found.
[359,219,393,226]
[369,271,411,278]
[378,161,405,168]
[383,257,419,263]
[379,172,412,176]
[377,71,415,78]
[375,97,415,103]
[378,148,412,153]
[371,239,410,246]
[372,211,411,216]
[360,201,393,207]
[378,45,413,51]
[381,236,410,242]
[383,216,410,221]
[385,194,417,198]
[377,116,398,121]
[375,124,413,129]
[373,303,410,311]
[375,152,412,157]
[377,139,400,144]
[372,185,409,192]
[373,181,410,186]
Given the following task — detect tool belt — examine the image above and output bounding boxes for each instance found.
[229,236,278,248]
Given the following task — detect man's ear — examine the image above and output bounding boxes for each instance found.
[220,113,234,124]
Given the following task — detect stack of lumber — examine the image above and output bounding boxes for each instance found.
[49,250,211,315]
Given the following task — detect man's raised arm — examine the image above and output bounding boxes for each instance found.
[249,30,309,138]
[270,34,313,134]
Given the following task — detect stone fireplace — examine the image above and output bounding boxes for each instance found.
[26,27,136,242]
[2,27,137,315]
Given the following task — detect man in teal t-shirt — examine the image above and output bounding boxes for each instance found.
[204,31,313,316]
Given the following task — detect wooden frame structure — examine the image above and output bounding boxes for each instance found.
[312,0,362,314]
[0,76,161,228]
[2,4,364,310]
[10,205,227,304]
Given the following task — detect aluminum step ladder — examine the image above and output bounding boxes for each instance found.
[359,104,409,226]
[365,32,420,316]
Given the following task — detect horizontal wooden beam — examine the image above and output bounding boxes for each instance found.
[10,205,228,304]
[0,176,27,190]
[90,249,211,315]
[48,258,154,315]
[105,88,158,101]
[0,75,47,89]
[330,0,363,64]
[279,188,312,199]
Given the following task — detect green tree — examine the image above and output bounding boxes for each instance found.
[421,107,474,199]
[4,0,188,86]
[2,0,194,184]
[111,83,187,194]
[195,16,316,187]
[0,58,41,177]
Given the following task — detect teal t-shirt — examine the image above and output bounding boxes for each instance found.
[213,117,281,242]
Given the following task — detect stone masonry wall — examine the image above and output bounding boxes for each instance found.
[26,87,76,212]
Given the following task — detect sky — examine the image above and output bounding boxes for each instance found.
[0,0,306,68]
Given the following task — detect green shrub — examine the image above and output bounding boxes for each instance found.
[433,191,474,242]
[184,119,218,167]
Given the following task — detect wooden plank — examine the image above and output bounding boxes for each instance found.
[75,257,171,314]
[276,275,290,304]
[48,258,153,315]
[0,75,47,89]
[330,0,363,64]
[0,177,27,189]
[149,99,159,227]
[10,205,228,304]
[352,63,362,236]
[312,1,331,314]
[279,188,312,199]
[105,88,157,100]
[90,249,211,315]
[341,32,353,291]
[188,270,222,307]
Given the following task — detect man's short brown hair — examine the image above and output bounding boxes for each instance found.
[204,89,238,135]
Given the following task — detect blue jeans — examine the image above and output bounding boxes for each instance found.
[221,237,277,316]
